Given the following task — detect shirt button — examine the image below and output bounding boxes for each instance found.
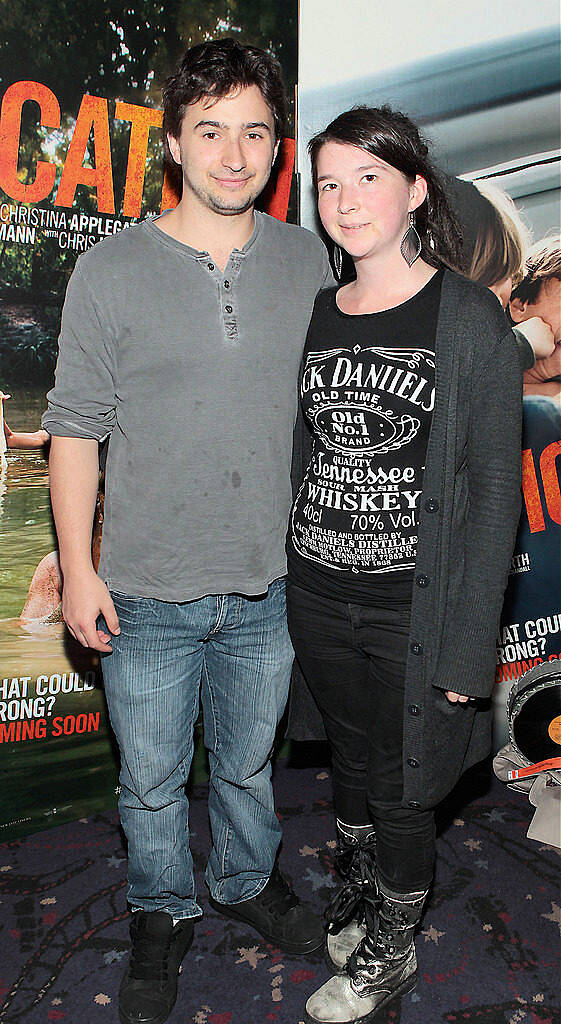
[408,704,420,715]
[410,642,423,656]
[225,305,233,313]
[224,280,230,289]
[407,758,419,768]
[208,263,215,271]
[424,498,439,513]
[416,574,430,588]
[408,801,421,809]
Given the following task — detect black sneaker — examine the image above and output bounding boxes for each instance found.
[209,865,324,955]
[119,910,194,1024]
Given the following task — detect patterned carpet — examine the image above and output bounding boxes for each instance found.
[0,755,559,1024]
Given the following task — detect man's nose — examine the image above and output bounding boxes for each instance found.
[221,136,246,171]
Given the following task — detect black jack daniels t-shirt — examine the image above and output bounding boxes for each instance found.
[287,270,443,605]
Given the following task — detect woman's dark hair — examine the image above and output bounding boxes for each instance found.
[163,38,287,162]
[308,105,462,270]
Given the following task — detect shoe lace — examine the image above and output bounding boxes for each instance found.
[129,930,172,984]
[325,839,378,933]
[260,869,299,918]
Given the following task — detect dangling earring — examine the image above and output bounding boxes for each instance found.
[333,244,343,280]
[400,212,422,267]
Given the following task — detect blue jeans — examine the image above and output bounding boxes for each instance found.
[100,579,293,920]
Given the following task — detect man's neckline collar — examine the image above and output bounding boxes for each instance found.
[144,210,263,260]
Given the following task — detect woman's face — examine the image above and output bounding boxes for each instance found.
[315,141,426,264]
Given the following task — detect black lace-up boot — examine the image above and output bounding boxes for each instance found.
[209,863,324,954]
[305,881,428,1023]
[325,822,377,971]
[119,910,194,1024]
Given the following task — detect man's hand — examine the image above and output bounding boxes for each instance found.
[445,690,470,704]
[62,569,120,652]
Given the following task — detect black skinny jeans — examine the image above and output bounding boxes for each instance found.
[287,581,435,893]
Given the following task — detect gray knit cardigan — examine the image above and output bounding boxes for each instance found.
[288,270,523,810]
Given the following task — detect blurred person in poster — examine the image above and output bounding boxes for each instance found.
[286,106,522,1024]
[465,185,556,370]
[499,237,561,676]
[43,39,331,1024]
[510,237,561,398]
[0,390,49,449]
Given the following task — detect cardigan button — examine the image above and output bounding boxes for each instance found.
[408,800,421,809]
[416,574,430,588]
[424,498,439,513]
[410,642,423,656]
[407,758,419,768]
[207,262,215,271]
[408,704,420,715]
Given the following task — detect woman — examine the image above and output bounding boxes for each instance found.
[286,106,522,1024]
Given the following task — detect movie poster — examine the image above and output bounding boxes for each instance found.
[0,1,297,839]
[496,397,561,712]
[298,0,560,748]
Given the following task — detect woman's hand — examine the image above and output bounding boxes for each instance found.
[445,690,470,704]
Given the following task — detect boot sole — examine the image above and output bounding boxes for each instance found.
[118,929,194,1024]
[209,897,324,955]
[304,970,417,1024]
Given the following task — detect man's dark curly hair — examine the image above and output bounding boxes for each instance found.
[163,38,287,163]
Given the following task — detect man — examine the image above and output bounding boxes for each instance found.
[43,39,330,1024]
[509,237,561,398]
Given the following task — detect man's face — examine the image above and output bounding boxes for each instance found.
[510,277,561,343]
[167,85,278,217]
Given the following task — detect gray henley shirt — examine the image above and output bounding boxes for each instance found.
[43,211,331,601]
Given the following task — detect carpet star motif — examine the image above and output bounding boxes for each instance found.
[464,839,482,851]
[51,998,63,1005]
[94,993,111,1005]
[193,1009,211,1024]
[422,925,445,944]
[0,865,12,872]
[484,809,507,823]
[40,897,57,905]
[541,902,561,933]
[453,819,465,827]
[106,855,125,868]
[316,772,329,780]
[103,950,127,965]
[483,924,492,931]
[475,859,489,870]
[534,993,544,1003]
[326,840,337,850]
[305,867,336,892]
[236,946,268,970]
[299,845,320,858]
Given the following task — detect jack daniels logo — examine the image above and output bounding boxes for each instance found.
[291,344,435,574]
